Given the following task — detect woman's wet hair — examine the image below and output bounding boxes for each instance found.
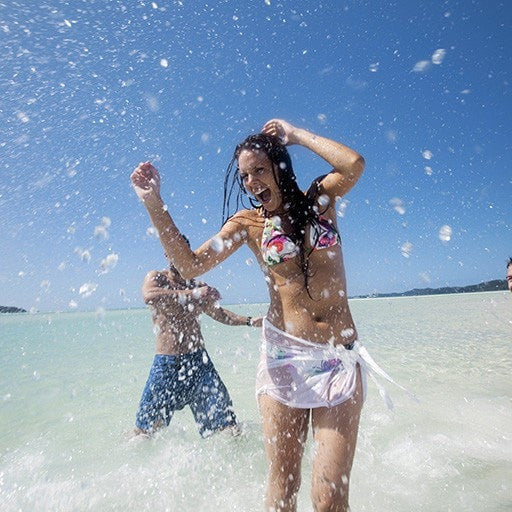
[223,133,332,297]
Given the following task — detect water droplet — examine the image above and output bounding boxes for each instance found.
[401,242,413,258]
[432,48,446,65]
[439,225,452,242]
[419,271,431,284]
[318,194,330,207]
[17,111,30,123]
[337,199,349,218]
[94,225,109,240]
[99,253,118,273]
[341,328,354,338]
[412,60,431,73]
[390,197,405,215]
[79,282,98,297]
[386,130,397,142]
[75,247,91,263]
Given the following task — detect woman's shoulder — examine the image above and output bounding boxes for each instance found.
[227,208,263,226]
[221,209,265,245]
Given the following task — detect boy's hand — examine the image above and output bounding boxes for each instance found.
[196,285,221,305]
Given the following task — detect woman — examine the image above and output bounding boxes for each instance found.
[131,119,366,511]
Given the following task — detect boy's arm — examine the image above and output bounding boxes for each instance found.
[142,271,173,305]
[203,290,263,326]
[142,271,211,306]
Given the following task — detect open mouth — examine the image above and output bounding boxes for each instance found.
[255,188,271,204]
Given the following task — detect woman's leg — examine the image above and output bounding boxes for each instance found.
[310,366,364,512]
[258,395,310,512]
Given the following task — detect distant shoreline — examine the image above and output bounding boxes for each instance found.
[1,280,508,314]
[350,279,507,299]
[0,306,27,314]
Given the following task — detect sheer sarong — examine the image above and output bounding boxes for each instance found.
[256,318,414,409]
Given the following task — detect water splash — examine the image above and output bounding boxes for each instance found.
[401,242,413,258]
[390,198,405,215]
[438,225,452,242]
[79,282,98,297]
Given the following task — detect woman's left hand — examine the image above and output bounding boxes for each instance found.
[261,119,298,145]
[250,316,264,327]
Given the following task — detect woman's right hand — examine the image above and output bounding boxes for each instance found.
[131,161,161,203]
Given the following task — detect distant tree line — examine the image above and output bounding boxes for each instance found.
[351,279,508,299]
[1,279,507,311]
[0,306,27,313]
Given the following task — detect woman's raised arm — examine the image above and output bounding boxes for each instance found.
[261,119,365,199]
[131,161,246,279]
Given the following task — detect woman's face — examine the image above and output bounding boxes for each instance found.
[238,149,283,213]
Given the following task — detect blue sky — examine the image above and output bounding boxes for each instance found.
[1,0,510,313]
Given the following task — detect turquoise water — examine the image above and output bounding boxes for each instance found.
[1,292,511,511]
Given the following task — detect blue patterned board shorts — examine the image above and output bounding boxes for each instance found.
[135,350,237,437]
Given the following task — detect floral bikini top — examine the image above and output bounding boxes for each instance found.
[261,215,340,266]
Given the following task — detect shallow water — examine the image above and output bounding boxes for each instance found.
[1,292,511,511]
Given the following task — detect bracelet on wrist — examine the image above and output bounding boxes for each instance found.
[246,316,252,326]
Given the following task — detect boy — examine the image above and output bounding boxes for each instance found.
[134,257,262,437]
